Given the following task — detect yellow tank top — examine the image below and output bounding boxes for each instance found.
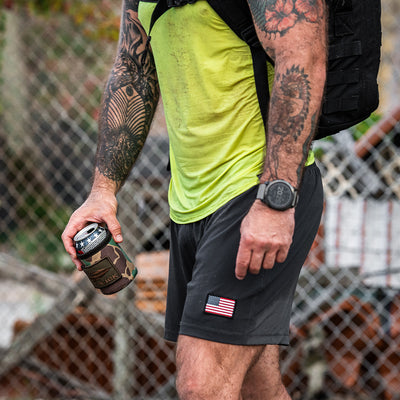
[138,0,314,223]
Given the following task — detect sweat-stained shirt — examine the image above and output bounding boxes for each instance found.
[138,0,314,224]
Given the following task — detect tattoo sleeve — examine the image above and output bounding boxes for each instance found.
[95,0,159,190]
[247,0,327,187]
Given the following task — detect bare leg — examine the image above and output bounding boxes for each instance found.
[175,335,290,400]
[175,335,264,400]
[241,345,291,400]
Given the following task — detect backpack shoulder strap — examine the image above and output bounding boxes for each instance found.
[148,0,272,128]
[148,0,169,36]
[207,0,259,48]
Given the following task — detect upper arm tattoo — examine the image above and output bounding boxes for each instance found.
[96,0,159,185]
[249,0,324,37]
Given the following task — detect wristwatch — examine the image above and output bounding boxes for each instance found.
[256,180,298,211]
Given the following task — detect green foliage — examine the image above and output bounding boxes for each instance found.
[313,146,325,160]
[13,228,73,272]
[349,112,382,141]
[0,1,112,272]
[2,0,120,41]
[0,11,5,114]
[15,0,66,13]
[1,147,74,272]
[14,191,73,271]
[313,113,382,160]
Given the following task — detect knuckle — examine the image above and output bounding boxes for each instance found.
[240,234,253,247]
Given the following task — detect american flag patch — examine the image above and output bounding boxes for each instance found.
[204,295,236,318]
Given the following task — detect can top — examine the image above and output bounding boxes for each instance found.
[73,223,100,242]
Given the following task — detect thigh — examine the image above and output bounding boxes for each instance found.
[175,334,265,399]
[241,345,291,400]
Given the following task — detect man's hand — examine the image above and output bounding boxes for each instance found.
[61,190,121,270]
[235,200,295,280]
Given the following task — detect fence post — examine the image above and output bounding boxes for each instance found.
[2,9,27,150]
[112,283,138,400]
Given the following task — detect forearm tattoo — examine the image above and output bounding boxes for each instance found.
[267,65,311,179]
[249,0,323,37]
[296,111,317,180]
[96,0,159,186]
[248,1,326,185]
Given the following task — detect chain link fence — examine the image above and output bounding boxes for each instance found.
[0,1,400,399]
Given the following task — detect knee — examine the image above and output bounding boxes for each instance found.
[176,376,195,400]
[175,335,246,399]
[176,363,232,400]
[176,370,207,400]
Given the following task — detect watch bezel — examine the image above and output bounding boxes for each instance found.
[256,180,298,211]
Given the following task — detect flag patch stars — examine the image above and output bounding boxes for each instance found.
[204,294,236,318]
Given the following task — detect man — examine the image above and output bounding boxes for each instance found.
[62,0,327,398]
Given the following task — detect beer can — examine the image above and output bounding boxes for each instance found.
[73,223,137,295]
[74,223,111,259]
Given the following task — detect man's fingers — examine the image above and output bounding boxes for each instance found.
[61,221,85,269]
[261,252,277,270]
[62,213,90,244]
[104,216,123,243]
[235,242,251,280]
[236,239,283,279]
[248,251,265,275]
[236,245,290,279]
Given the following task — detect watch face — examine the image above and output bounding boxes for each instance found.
[266,181,294,210]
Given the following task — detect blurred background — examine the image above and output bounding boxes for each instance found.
[0,0,399,399]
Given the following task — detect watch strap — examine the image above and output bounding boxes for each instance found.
[256,183,266,201]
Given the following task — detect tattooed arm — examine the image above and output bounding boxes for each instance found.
[249,0,327,186]
[62,0,159,268]
[235,0,327,279]
[95,0,159,192]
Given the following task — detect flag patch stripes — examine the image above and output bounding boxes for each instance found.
[204,294,236,318]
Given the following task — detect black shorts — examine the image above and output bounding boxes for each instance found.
[165,163,323,345]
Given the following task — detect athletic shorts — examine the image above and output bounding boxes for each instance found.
[164,163,323,346]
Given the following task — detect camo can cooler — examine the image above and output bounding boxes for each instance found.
[74,223,137,295]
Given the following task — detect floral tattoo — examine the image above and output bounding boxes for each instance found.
[249,0,324,36]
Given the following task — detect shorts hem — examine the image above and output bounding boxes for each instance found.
[164,325,289,346]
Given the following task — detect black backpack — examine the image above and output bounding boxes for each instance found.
[149,0,382,140]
